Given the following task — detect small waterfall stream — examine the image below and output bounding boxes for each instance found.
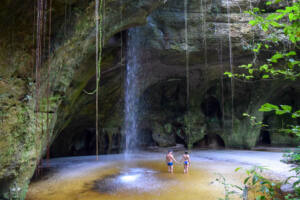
[124,28,141,155]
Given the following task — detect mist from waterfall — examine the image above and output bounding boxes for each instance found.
[123,28,141,155]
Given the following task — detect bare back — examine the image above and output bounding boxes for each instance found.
[166,153,175,162]
[183,154,190,162]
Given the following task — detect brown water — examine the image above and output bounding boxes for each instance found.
[26,159,244,200]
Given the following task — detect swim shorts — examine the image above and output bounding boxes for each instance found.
[168,162,173,166]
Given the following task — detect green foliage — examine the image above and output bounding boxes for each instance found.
[242,0,300,161]
[224,1,300,81]
[224,0,300,153]
[280,125,300,136]
[258,103,300,136]
[259,103,290,114]
[216,166,279,200]
[223,1,300,199]
[214,174,243,200]
[282,150,300,199]
[242,113,267,127]
[239,166,278,200]
[247,1,300,43]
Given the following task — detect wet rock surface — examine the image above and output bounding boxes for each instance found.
[0,0,164,198]
[0,0,299,199]
[58,0,300,153]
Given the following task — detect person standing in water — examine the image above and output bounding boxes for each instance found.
[166,150,177,173]
[182,151,191,174]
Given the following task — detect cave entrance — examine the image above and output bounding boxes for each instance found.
[201,96,222,118]
[138,128,155,148]
[194,134,225,149]
[201,96,222,128]
[176,134,186,146]
[257,130,271,146]
[50,127,124,157]
[103,133,110,153]
[50,128,97,157]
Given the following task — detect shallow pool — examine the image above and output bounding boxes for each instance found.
[26,153,246,200]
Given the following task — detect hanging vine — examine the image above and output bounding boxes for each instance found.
[35,0,45,174]
[95,0,103,160]
[82,0,103,160]
[46,0,52,163]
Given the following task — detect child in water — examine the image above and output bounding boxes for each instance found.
[166,150,177,173]
[182,152,191,174]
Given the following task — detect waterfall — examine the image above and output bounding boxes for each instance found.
[124,28,141,155]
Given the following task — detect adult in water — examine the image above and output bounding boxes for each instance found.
[166,150,177,173]
[182,151,191,174]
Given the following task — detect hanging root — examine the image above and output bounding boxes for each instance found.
[46,0,52,164]
[95,0,104,160]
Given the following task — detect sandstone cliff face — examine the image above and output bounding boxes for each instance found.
[0,0,299,199]
[128,0,300,148]
[58,0,299,151]
[0,0,163,198]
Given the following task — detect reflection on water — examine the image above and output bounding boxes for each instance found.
[94,167,174,194]
[26,160,243,200]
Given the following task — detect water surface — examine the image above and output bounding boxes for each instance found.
[26,151,291,200]
[27,161,242,199]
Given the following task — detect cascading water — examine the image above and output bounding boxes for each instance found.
[124,28,141,155]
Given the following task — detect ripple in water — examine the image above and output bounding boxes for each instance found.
[94,167,175,194]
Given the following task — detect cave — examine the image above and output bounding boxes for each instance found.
[257,86,300,147]
[257,130,271,146]
[201,95,223,129]
[194,134,225,149]
[111,133,122,153]
[50,128,98,157]
[0,0,299,199]
[137,128,156,148]
[201,96,222,119]
[175,134,186,146]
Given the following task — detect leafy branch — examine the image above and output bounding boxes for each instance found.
[259,103,300,136]
[224,1,300,81]
[215,166,279,200]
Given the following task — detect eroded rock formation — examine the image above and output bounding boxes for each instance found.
[0,0,164,198]
[0,0,299,199]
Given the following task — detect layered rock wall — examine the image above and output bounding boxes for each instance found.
[0,0,299,199]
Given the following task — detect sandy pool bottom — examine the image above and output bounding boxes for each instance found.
[26,159,247,200]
